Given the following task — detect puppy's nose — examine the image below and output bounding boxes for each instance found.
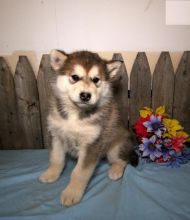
[80,92,91,102]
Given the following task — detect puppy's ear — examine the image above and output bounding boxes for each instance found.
[50,49,68,71]
[106,60,122,79]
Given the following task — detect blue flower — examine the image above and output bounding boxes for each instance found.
[166,150,187,168]
[139,135,162,161]
[161,146,170,161]
[181,147,190,162]
[143,115,166,137]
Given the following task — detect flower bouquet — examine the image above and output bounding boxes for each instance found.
[134,106,190,167]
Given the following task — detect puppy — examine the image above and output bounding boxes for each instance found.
[39,50,138,206]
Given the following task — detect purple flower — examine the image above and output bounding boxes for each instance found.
[143,115,166,137]
[139,135,162,161]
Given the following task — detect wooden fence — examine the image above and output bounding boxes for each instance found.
[0,51,190,149]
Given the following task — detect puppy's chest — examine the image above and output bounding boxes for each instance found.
[50,113,100,146]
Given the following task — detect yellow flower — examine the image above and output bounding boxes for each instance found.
[140,107,153,118]
[155,106,165,115]
[155,106,169,117]
[163,119,183,138]
[139,106,169,118]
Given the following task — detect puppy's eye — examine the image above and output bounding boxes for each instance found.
[71,74,80,82]
[92,77,100,84]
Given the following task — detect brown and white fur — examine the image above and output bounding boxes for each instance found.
[39,50,138,206]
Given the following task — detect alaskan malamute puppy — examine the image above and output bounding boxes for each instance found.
[39,50,138,206]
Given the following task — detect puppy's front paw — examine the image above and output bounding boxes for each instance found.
[60,186,83,207]
[108,163,125,181]
[39,169,60,183]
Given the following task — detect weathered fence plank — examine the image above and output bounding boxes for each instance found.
[173,51,190,133]
[37,54,55,148]
[0,58,20,149]
[112,53,129,128]
[14,56,43,149]
[129,52,151,128]
[152,52,175,116]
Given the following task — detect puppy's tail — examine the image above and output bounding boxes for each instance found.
[121,132,139,167]
[128,150,139,167]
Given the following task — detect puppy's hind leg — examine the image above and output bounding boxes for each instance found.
[107,137,139,181]
[107,144,127,181]
[39,136,66,183]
